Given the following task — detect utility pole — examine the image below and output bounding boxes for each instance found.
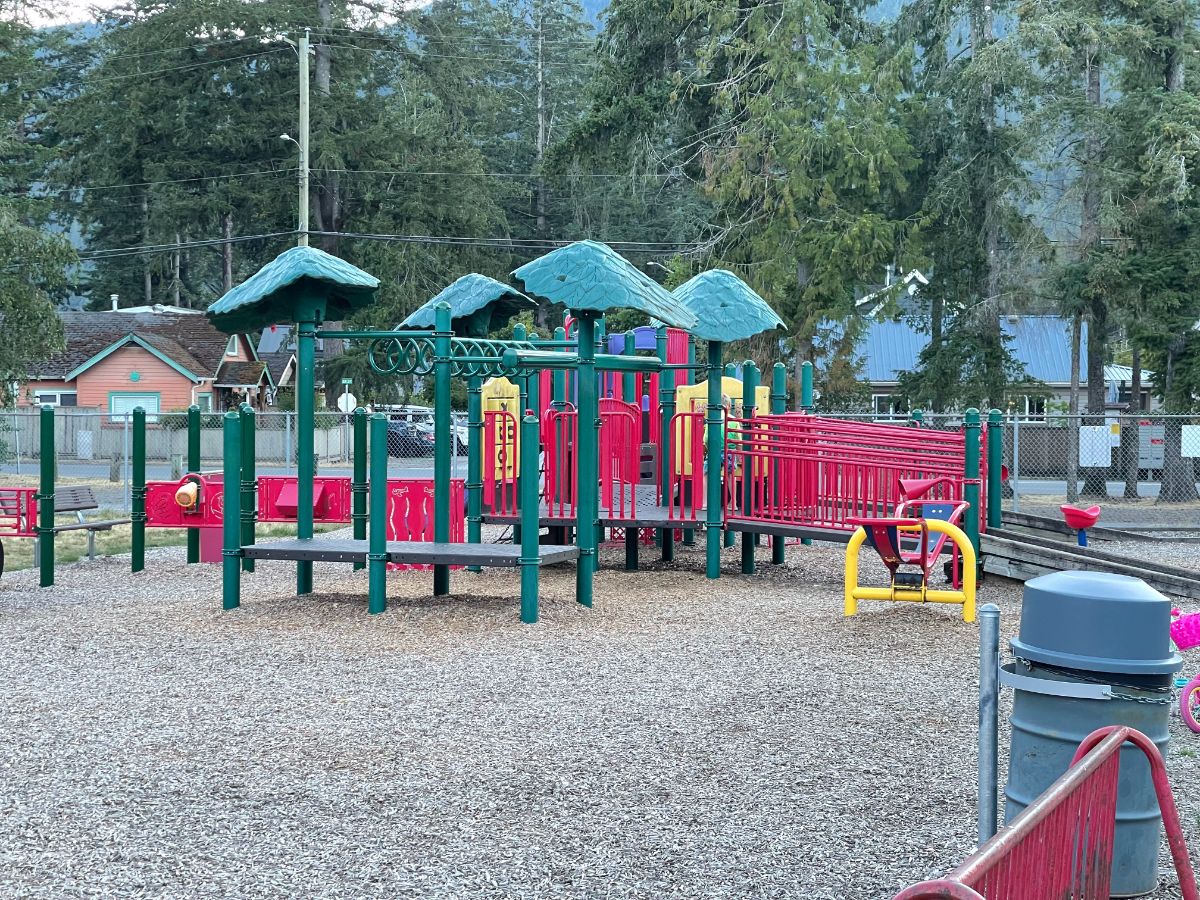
[298,28,310,247]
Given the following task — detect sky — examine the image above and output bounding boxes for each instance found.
[26,1,121,26]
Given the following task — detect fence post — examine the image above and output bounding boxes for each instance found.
[978,602,1000,843]
[433,302,453,596]
[706,340,724,579]
[770,362,787,563]
[964,408,981,559]
[741,361,760,575]
[221,410,241,610]
[800,360,814,412]
[368,412,388,614]
[352,407,368,571]
[657,325,676,562]
[37,405,54,587]
[987,408,1002,530]
[1011,414,1021,513]
[131,407,146,573]
[239,404,257,573]
[520,412,541,624]
[285,410,293,469]
[185,405,201,564]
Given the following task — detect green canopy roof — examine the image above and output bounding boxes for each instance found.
[206,246,379,333]
[512,240,697,330]
[672,270,784,343]
[400,273,536,337]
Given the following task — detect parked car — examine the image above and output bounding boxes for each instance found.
[387,421,435,458]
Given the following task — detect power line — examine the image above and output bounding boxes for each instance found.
[81,48,288,83]
[329,167,675,180]
[76,230,297,260]
[324,41,591,68]
[30,165,298,198]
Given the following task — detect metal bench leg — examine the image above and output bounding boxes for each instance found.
[87,529,95,561]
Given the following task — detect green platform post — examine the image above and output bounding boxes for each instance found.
[351,407,368,571]
[770,362,788,563]
[987,408,1003,530]
[467,375,483,571]
[705,341,724,579]
[239,403,257,573]
[657,326,676,562]
[800,361,814,412]
[575,311,599,607]
[221,411,241,610]
[964,408,982,559]
[622,331,636,404]
[433,302,452,596]
[519,412,541,623]
[186,404,200,564]
[683,336,698,547]
[131,407,146,573]
[740,361,760,574]
[295,314,318,596]
[368,412,388,614]
[512,323,528,547]
[37,404,54,587]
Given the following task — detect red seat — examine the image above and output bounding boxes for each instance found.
[1061,504,1101,530]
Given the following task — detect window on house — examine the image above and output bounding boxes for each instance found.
[195,393,213,412]
[1015,396,1046,422]
[225,335,239,357]
[872,394,908,419]
[109,392,160,423]
[34,391,78,408]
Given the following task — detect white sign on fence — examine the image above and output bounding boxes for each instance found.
[1079,425,1112,468]
[1181,425,1200,458]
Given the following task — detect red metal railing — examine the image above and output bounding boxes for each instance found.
[663,410,705,523]
[542,406,578,521]
[723,414,982,533]
[598,398,640,520]
[0,487,37,538]
[893,726,1199,900]
[483,409,520,517]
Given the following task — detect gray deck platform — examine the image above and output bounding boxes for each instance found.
[242,539,579,567]
[481,487,703,529]
[724,519,853,543]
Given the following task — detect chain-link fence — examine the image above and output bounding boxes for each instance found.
[0,408,470,512]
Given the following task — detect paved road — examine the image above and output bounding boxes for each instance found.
[1011,479,1200,499]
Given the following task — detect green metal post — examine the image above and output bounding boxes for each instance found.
[622,331,636,404]
[239,403,256,573]
[131,406,146,573]
[552,326,567,407]
[705,341,724,579]
[574,312,598,607]
[800,360,814,411]
[512,323,528,547]
[770,362,788,562]
[368,412,388,614]
[657,326,676,561]
[911,409,924,427]
[433,302,452,596]
[352,407,368,570]
[740,361,759,574]
[186,404,200,564]
[467,375,483,572]
[964,408,982,559]
[683,336,698,547]
[221,411,241,610]
[295,315,317,595]
[987,408,1003,530]
[519,412,541,623]
[37,404,54,587]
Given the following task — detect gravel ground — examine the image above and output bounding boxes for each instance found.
[3,532,1200,899]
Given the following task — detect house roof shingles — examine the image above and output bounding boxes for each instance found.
[215,360,269,388]
[31,310,235,381]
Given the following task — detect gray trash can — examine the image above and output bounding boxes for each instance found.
[1001,571,1181,897]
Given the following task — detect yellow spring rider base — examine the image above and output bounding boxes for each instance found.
[844,515,977,623]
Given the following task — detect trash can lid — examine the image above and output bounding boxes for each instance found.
[1010,570,1182,675]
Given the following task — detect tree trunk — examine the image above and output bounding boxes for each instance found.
[1066,311,1081,502]
[315,0,340,254]
[534,9,551,328]
[929,293,944,413]
[172,231,181,307]
[1122,347,1141,498]
[1080,41,1108,498]
[222,213,234,293]
[972,0,1004,410]
[1159,345,1198,502]
[142,193,152,305]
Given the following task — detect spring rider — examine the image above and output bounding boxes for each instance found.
[843,477,978,623]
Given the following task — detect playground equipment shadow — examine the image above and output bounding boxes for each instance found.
[3,541,1200,899]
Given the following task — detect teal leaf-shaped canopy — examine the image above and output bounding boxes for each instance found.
[400,273,536,337]
[206,246,379,333]
[513,240,697,330]
[672,270,784,342]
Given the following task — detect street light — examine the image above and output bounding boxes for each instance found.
[280,133,309,247]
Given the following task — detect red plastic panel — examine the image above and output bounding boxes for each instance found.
[145,473,224,528]
[386,478,465,571]
[0,487,37,538]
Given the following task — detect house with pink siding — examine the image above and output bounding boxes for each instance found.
[20,306,271,419]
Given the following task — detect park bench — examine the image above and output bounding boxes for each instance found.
[0,486,130,579]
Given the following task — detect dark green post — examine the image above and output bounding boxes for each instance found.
[368,412,388,614]
[295,314,318,595]
[770,362,788,563]
[221,411,241,610]
[800,360,814,411]
[352,407,368,571]
[37,404,54,587]
[467,375,483,571]
[238,403,256,573]
[683,336,698,546]
[575,311,599,607]
[552,326,567,407]
[131,406,146,573]
[964,408,982,559]
[705,341,724,579]
[987,408,1003,530]
[519,412,541,623]
[622,331,636,405]
[433,302,452,596]
[512,323,528,547]
[186,404,200,564]
[740,361,759,574]
[911,409,924,427]
[657,326,676,561]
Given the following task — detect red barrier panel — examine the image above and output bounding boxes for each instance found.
[258,475,351,524]
[145,473,224,528]
[0,487,37,538]
[599,398,640,520]
[543,406,577,521]
[483,409,519,517]
[387,479,465,571]
[893,726,1198,900]
[663,410,704,524]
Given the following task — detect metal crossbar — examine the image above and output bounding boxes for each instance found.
[893,726,1199,900]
